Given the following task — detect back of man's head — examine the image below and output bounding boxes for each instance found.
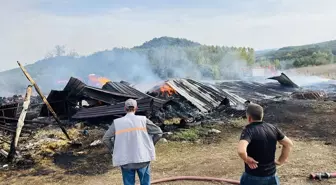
[246,103,264,122]
[125,99,137,112]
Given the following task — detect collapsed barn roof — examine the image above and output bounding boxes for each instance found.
[162,79,246,112]
[71,97,167,119]
[218,81,294,101]
[41,77,169,119]
[102,81,148,98]
[63,77,138,104]
[217,73,299,101]
[40,77,141,117]
[80,86,138,104]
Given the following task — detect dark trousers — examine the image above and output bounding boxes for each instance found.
[240,172,280,185]
[121,165,150,185]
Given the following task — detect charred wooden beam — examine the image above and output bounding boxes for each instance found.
[0,121,37,129]
[0,117,51,125]
[17,61,71,140]
[0,125,31,134]
[8,85,32,162]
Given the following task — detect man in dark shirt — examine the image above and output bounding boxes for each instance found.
[237,103,293,185]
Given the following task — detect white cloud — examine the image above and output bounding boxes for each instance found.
[0,0,335,71]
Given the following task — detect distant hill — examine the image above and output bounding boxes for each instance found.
[134,36,201,49]
[257,40,336,68]
[255,48,278,57]
[0,37,254,96]
[279,40,336,53]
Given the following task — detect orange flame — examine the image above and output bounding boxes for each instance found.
[88,74,111,85]
[97,77,111,85]
[159,83,176,96]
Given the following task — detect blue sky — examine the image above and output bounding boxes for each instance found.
[1,0,336,71]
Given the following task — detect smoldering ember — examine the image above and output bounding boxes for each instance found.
[1,60,336,184]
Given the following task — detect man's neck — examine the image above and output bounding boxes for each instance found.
[126,112,135,115]
[249,120,262,124]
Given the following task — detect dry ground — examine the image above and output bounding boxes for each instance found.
[286,64,336,79]
[1,99,336,185]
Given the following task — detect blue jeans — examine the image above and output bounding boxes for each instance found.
[121,165,150,185]
[240,172,280,185]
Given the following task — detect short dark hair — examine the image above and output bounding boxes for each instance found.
[126,106,136,112]
[246,103,264,121]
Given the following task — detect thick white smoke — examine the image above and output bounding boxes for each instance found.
[0,47,253,96]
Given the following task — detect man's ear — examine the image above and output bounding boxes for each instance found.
[247,116,252,122]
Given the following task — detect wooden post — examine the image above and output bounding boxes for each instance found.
[17,61,71,140]
[7,85,32,162]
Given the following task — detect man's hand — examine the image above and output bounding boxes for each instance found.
[277,136,293,165]
[275,160,282,166]
[245,156,258,169]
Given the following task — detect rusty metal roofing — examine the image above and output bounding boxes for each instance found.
[71,97,166,119]
[102,81,147,98]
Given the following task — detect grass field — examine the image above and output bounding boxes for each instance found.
[287,64,336,79]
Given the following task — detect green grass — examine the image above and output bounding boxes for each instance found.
[229,118,247,128]
[171,128,200,141]
[170,127,209,141]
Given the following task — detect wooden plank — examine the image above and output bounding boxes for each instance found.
[17,61,71,140]
[7,85,32,162]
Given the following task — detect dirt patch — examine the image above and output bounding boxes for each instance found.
[53,147,112,176]
[261,99,336,144]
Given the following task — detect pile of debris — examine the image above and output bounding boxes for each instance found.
[46,77,248,127]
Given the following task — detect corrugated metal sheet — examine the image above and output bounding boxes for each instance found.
[218,80,294,101]
[102,81,147,98]
[80,86,139,104]
[63,77,139,104]
[72,97,166,119]
[268,73,299,88]
[63,77,87,98]
[165,79,232,112]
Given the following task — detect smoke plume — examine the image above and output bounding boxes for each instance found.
[0,46,251,96]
